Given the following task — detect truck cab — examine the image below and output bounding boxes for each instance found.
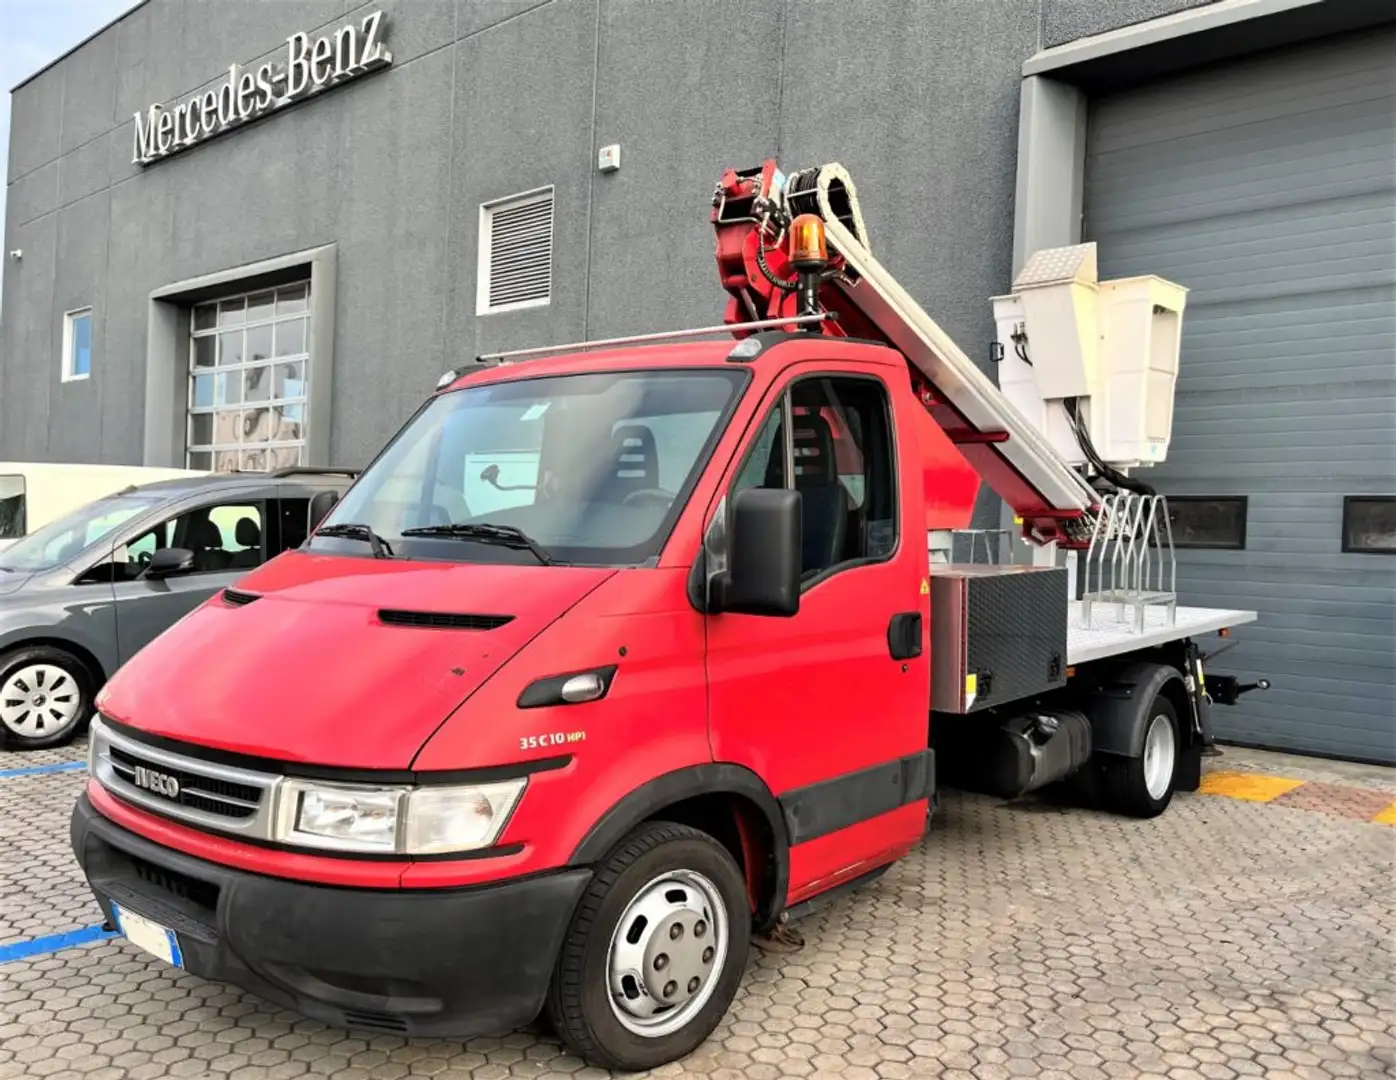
[73,334,957,1071]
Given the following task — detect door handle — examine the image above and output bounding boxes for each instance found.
[887,612,922,661]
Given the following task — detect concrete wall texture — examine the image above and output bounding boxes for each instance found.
[0,0,1222,501]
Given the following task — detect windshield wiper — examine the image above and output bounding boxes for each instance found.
[400,523,553,565]
[316,522,394,558]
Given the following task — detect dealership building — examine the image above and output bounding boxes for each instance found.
[1,0,1392,762]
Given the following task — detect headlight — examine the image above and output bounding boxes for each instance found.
[274,778,526,855]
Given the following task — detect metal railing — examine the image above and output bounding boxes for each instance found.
[1079,493,1177,633]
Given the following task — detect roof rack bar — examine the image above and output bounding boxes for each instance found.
[267,467,359,478]
[476,312,830,365]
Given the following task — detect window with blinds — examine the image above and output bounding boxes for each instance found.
[477,187,554,315]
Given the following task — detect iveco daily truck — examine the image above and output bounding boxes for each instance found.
[71,161,1262,1072]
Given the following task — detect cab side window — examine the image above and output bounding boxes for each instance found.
[732,376,897,581]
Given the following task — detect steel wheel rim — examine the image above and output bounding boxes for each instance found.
[606,868,729,1038]
[1142,712,1176,800]
[0,663,82,738]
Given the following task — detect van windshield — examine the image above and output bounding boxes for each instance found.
[314,368,746,566]
[0,494,162,573]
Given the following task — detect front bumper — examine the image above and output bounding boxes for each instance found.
[71,794,590,1039]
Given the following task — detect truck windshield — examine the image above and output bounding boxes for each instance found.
[315,368,745,566]
[0,494,162,573]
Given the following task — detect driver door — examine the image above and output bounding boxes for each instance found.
[704,364,932,906]
[106,499,267,665]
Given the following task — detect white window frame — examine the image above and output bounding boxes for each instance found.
[186,282,311,472]
[61,307,93,382]
[476,186,555,316]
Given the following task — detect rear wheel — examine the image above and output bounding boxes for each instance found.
[1101,695,1179,818]
[0,645,95,750]
[546,822,750,1072]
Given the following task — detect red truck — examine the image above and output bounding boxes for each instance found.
[72,161,1261,1072]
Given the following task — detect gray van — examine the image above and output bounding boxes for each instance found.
[0,468,353,749]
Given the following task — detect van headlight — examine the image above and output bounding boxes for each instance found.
[274,778,526,855]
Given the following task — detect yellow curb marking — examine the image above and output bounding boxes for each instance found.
[1197,771,1306,803]
[1372,802,1396,826]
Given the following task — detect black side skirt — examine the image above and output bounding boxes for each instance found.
[778,749,935,846]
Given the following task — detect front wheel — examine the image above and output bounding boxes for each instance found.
[1101,695,1179,818]
[545,822,750,1072]
[0,645,95,750]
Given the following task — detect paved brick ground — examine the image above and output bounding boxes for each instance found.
[1,736,1393,1080]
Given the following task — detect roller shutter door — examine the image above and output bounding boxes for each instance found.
[1083,29,1396,763]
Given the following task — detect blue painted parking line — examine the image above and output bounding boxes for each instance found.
[0,761,86,779]
[0,924,117,964]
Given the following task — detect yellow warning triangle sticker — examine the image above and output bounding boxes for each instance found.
[919,578,929,595]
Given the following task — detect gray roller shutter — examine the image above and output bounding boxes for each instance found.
[1083,29,1396,764]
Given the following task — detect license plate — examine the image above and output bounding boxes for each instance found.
[112,903,184,968]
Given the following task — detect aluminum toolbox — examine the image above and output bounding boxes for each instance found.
[930,564,1069,713]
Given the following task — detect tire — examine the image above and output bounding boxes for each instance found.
[1100,695,1179,819]
[0,645,96,750]
[545,822,751,1072]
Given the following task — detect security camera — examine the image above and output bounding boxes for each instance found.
[7,249,20,260]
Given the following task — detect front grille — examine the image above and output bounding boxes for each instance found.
[92,718,279,840]
[378,609,514,630]
[130,855,220,914]
[108,746,261,820]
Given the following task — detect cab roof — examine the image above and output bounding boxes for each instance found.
[440,334,902,394]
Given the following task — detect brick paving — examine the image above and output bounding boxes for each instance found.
[1,736,1393,1079]
[1269,781,1396,823]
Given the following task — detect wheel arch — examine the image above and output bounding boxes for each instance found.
[568,763,790,932]
[0,636,107,689]
[1085,661,1186,758]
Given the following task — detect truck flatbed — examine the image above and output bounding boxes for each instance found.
[1067,603,1257,665]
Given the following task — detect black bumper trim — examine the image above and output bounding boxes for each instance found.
[71,795,590,1039]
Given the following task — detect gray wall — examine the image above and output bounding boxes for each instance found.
[1,0,1221,531]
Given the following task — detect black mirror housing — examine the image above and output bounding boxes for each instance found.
[144,547,195,579]
[714,488,801,617]
[308,489,340,531]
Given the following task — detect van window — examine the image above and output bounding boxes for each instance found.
[0,494,162,573]
[0,476,25,539]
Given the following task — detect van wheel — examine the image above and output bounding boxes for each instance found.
[0,645,95,750]
[546,822,750,1072]
[1101,695,1179,819]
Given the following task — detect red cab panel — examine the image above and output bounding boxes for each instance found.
[96,553,614,769]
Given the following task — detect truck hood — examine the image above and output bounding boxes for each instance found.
[97,553,615,769]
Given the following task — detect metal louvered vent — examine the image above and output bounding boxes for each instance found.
[221,589,261,607]
[478,188,554,314]
[378,610,515,631]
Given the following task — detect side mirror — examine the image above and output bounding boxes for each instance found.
[308,489,340,531]
[713,488,801,617]
[143,547,195,579]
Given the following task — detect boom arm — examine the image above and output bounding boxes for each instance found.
[712,160,1101,547]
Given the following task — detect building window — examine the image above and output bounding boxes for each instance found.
[477,187,554,315]
[187,284,310,473]
[1166,496,1248,550]
[0,475,25,539]
[1342,497,1396,554]
[62,308,93,381]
